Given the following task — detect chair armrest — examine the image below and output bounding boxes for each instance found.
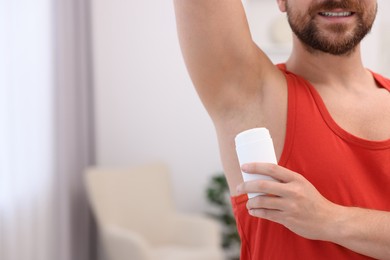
[100,225,152,260]
[170,213,222,248]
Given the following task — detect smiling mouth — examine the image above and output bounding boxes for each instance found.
[319,12,354,17]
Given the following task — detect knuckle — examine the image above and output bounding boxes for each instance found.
[287,184,303,198]
[288,202,299,214]
[256,180,269,191]
[267,163,279,173]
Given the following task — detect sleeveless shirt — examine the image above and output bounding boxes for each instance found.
[231,64,390,259]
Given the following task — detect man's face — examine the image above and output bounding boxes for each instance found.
[285,0,377,55]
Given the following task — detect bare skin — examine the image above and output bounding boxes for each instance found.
[174,0,390,258]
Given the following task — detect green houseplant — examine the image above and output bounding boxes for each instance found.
[205,173,240,260]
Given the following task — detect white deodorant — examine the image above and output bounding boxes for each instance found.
[235,128,278,198]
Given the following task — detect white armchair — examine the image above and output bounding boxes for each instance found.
[85,163,224,260]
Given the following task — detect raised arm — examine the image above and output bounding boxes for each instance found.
[173,0,281,120]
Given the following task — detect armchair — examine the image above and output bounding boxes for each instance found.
[85,163,224,260]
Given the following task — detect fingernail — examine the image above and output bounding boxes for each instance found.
[241,164,249,172]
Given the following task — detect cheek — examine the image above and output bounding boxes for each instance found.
[362,4,377,25]
[362,1,377,16]
[287,8,309,27]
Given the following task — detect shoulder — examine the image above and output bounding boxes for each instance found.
[371,71,390,91]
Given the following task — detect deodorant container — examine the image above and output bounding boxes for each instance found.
[235,128,278,198]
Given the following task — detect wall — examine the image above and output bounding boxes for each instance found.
[91,0,390,214]
[91,0,221,213]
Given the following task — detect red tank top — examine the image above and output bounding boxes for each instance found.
[231,64,390,260]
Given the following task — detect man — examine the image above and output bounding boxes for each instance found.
[173,0,390,259]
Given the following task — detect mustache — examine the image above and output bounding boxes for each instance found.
[308,0,364,15]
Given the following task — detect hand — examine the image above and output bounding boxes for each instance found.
[236,163,341,241]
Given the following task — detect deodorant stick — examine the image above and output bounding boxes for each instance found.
[235,128,278,198]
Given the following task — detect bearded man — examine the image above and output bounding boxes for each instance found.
[173,0,390,259]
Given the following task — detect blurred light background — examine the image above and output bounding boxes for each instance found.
[1,0,389,260]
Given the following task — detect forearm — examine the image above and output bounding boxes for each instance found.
[238,163,390,259]
[327,205,390,259]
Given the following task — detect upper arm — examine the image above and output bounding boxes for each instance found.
[173,0,281,120]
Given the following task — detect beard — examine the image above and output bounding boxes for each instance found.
[286,0,377,56]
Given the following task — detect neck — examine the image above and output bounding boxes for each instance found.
[285,37,370,88]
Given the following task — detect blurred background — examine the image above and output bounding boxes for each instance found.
[1,0,389,260]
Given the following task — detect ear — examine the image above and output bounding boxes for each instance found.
[276,0,287,12]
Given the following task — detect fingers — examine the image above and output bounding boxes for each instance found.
[237,179,289,197]
[248,208,282,224]
[236,163,304,196]
[247,194,285,211]
[246,193,284,223]
[241,163,297,183]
